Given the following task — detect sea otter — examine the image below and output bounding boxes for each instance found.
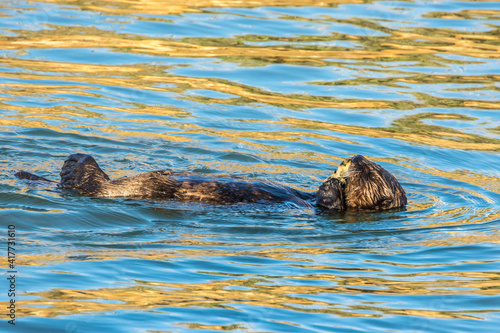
[15,153,407,211]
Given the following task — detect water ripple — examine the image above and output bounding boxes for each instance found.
[1,0,499,332]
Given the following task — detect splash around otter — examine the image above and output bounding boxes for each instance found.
[15,153,407,212]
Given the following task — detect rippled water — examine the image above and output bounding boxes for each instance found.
[1,0,500,332]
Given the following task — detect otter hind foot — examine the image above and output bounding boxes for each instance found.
[60,153,110,195]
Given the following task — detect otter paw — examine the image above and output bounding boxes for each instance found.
[316,177,343,210]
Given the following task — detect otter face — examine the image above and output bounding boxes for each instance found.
[316,155,407,211]
[344,155,407,210]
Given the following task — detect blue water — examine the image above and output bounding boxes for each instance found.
[1,0,500,332]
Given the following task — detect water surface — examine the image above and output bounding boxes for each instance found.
[1,0,499,332]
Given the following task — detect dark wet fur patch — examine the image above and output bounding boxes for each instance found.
[316,155,407,211]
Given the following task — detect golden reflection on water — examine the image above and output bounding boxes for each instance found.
[1,60,498,150]
[37,0,365,15]
[421,232,500,246]
[2,9,500,155]
[2,0,500,328]
[2,73,500,172]
[13,264,494,320]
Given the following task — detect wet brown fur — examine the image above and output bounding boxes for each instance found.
[15,153,407,211]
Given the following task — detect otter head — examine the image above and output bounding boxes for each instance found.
[316,155,407,211]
